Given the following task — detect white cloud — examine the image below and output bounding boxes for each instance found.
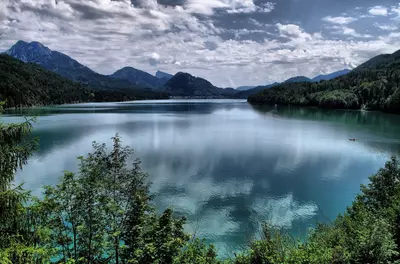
[391,4,400,20]
[185,0,274,15]
[276,23,313,41]
[369,6,388,16]
[329,25,372,39]
[148,52,160,65]
[373,23,398,31]
[185,0,228,15]
[322,16,357,25]
[342,27,368,38]
[226,1,275,14]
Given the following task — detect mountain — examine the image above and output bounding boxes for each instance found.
[110,67,163,89]
[165,72,236,97]
[311,69,351,82]
[248,49,400,113]
[5,41,150,90]
[236,86,255,91]
[155,70,173,86]
[156,70,173,80]
[234,82,279,99]
[284,76,312,83]
[0,55,167,108]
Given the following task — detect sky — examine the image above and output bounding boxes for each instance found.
[0,0,400,87]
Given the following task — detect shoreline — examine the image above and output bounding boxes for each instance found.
[248,101,400,115]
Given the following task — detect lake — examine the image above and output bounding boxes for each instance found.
[4,99,400,257]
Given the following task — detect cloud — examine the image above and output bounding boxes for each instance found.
[373,23,398,31]
[0,0,399,87]
[276,23,313,41]
[369,6,388,16]
[392,4,400,20]
[226,1,275,14]
[185,0,274,15]
[322,16,357,25]
[148,52,161,65]
[341,26,372,38]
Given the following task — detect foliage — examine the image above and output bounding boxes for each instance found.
[0,103,53,263]
[173,238,222,264]
[29,135,188,264]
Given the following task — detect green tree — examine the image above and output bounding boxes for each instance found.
[32,135,188,264]
[0,102,52,263]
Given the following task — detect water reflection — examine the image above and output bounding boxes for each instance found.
[6,100,400,256]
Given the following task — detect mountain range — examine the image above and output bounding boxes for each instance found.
[0,54,168,108]
[234,69,351,98]
[235,69,351,92]
[4,40,354,100]
[5,41,144,91]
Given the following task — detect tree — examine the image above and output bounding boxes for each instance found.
[32,135,188,264]
[0,102,52,263]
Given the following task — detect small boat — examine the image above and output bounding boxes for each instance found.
[349,138,357,141]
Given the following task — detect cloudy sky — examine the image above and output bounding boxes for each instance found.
[0,0,400,87]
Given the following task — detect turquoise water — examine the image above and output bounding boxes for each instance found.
[4,100,400,257]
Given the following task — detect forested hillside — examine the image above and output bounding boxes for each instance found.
[165,72,236,97]
[248,49,400,113]
[0,55,167,108]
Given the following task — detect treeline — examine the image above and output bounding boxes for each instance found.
[2,108,400,263]
[0,55,168,108]
[249,50,400,113]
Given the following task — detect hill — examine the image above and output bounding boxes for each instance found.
[0,55,167,108]
[284,76,311,83]
[248,49,400,113]
[234,83,279,99]
[311,69,351,82]
[236,86,256,91]
[110,67,163,89]
[354,50,400,71]
[165,72,236,97]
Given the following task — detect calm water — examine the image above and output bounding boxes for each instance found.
[4,100,400,256]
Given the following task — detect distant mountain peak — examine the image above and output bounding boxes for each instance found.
[6,40,52,62]
[155,70,173,85]
[155,70,173,78]
[311,69,351,82]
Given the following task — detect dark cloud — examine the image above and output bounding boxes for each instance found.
[157,0,185,6]
[69,2,134,20]
[204,41,219,50]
